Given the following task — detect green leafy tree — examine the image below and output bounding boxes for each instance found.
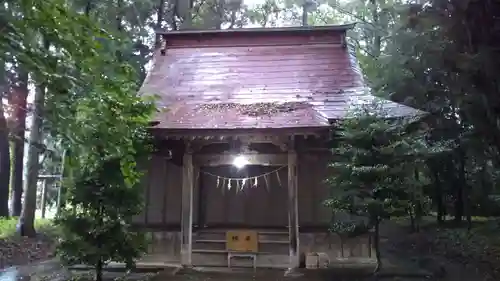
[54,53,155,281]
[325,101,436,272]
[1,0,156,277]
[366,1,500,226]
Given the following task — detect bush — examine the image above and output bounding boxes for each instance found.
[330,220,370,238]
[472,196,500,216]
[0,218,58,239]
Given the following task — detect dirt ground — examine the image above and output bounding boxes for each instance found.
[0,235,54,269]
[148,268,432,281]
[379,219,497,281]
[2,218,498,281]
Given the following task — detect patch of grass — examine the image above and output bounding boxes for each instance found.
[0,217,58,238]
[0,217,18,238]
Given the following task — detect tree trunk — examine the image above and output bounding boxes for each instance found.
[18,40,48,236]
[414,168,422,232]
[302,0,309,26]
[436,191,445,223]
[415,203,422,232]
[179,0,193,30]
[10,68,28,217]
[115,0,123,60]
[85,0,93,15]
[96,259,103,281]
[155,0,165,48]
[0,62,10,218]
[56,149,71,216]
[373,219,382,273]
[457,147,472,229]
[340,237,345,257]
[0,99,10,218]
[228,10,237,28]
[213,0,224,30]
[370,0,381,57]
[427,160,445,224]
[453,154,464,224]
[408,207,416,232]
[453,190,464,223]
[116,0,122,32]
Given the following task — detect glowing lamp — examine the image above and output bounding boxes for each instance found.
[232,155,250,169]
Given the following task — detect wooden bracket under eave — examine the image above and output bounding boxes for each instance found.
[340,33,347,49]
[184,139,193,154]
[160,38,167,55]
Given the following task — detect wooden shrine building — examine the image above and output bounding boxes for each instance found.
[136,24,420,271]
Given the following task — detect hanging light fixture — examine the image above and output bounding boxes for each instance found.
[232,155,250,169]
[232,142,251,169]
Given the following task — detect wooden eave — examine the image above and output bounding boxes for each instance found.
[149,126,332,141]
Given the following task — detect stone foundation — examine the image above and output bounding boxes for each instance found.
[300,232,373,259]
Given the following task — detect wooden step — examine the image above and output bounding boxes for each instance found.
[196,229,287,234]
[193,241,289,254]
[258,234,288,243]
[193,241,226,251]
[191,250,290,268]
[195,230,289,241]
[193,249,228,254]
[194,239,224,243]
[192,249,274,255]
[195,239,289,244]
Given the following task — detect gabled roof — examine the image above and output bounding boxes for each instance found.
[140,25,421,131]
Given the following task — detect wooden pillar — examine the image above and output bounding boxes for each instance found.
[181,150,194,267]
[196,166,205,228]
[287,149,300,272]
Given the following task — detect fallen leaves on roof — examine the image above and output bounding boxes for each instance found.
[198,102,312,117]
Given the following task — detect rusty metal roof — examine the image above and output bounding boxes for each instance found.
[140,25,422,130]
[157,102,329,129]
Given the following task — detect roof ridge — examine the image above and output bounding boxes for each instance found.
[156,24,356,36]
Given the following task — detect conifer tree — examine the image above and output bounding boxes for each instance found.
[326,101,435,272]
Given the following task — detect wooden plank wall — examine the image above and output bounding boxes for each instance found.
[200,153,333,227]
[201,165,288,227]
[133,155,183,226]
[134,153,334,228]
[298,153,333,226]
